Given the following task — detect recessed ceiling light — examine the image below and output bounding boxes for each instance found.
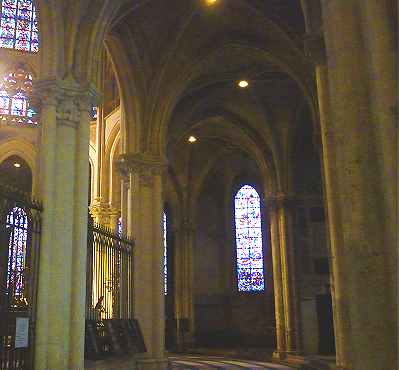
[14,162,21,168]
[188,136,197,143]
[238,80,249,88]
[205,0,217,5]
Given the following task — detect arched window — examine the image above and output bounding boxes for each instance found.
[0,0,39,52]
[0,65,37,125]
[163,211,168,295]
[234,185,265,292]
[6,206,29,303]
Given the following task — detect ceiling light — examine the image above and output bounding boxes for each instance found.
[188,136,197,143]
[238,80,249,88]
[14,162,21,168]
[205,0,217,5]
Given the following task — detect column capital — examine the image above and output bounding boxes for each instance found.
[116,152,168,187]
[265,193,297,210]
[34,75,98,127]
[304,33,326,66]
[89,199,119,228]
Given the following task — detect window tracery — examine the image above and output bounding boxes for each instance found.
[234,185,265,292]
[0,0,39,52]
[0,65,37,125]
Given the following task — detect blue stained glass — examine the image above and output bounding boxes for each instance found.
[0,0,39,52]
[234,185,265,292]
[0,89,10,114]
[0,66,37,125]
[11,91,27,115]
[117,217,122,236]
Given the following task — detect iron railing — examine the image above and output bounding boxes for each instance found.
[86,217,134,321]
[0,184,42,370]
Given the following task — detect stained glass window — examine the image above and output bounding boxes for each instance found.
[234,185,265,292]
[0,65,37,125]
[6,207,29,304]
[0,0,39,52]
[117,217,122,236]
[91,106,98,120]
[163,211,168,295]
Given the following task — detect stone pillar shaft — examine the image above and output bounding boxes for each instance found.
[94,105,105,200]
[35,78,94,370]
[119,153,168,370]
[173,220,195,349]
[268,205,286,358]
[318,1,397,368]
[69,92,91,369]
[267,195,301,357]
[277,198,300,355]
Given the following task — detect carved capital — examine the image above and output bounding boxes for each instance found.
[304,33,326,66]
[116,152,168,187]
[89,199,119,228]
[34,76,97,128]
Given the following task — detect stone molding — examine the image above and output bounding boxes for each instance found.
[266,193,324,212]
[265,193,297,211]
[34,76,97,128]
[117,153,168,188]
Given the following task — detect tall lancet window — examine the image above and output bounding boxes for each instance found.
[6,206,29,302]
[0,0,39,52]
[163,211,168,295]
[234,185,265,292]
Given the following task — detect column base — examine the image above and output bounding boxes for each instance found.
[280,354,338,370]
[272,350,286,360]
[136,358,168,370]
[273,351,302,359]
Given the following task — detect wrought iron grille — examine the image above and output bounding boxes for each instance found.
[0,184,42,370]
[86,217,134,321]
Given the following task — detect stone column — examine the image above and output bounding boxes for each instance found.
[317,2,397,369]
[90,89,116,228]
[35,77,95,370]
[266,194,302,358]
[276,195,301,355]
[94,105,105,200]
[173,219,195,350]
[267,200,286,360]
[120,176,130,235]
[118,153,168,370]
[305,31,349,364]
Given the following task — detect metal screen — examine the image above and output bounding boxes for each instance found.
[86,217,134,321]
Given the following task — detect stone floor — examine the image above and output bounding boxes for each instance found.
[85,354,295,370]
[169,355,294,370]
[85,356,137,370]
